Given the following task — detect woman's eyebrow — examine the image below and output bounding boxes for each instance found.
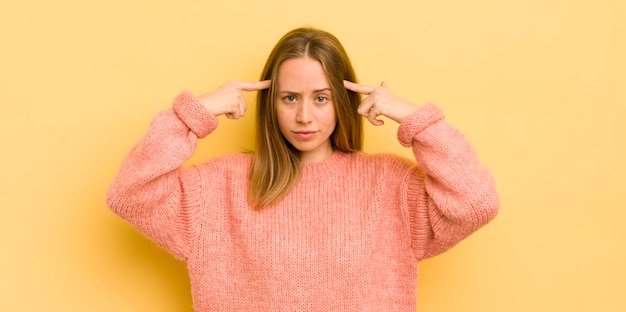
[278,88,332,94]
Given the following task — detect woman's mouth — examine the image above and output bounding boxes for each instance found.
[293,130,317,140]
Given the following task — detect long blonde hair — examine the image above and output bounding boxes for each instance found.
[248,27,363,209]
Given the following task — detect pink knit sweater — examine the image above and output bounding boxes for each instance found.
[106,91,499,311]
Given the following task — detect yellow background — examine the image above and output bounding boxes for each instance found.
[1,0,624,311]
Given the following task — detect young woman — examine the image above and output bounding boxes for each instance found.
[107,27,499,311]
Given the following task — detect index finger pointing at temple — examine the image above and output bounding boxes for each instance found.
[344,80,375,95]
[239,80,271,92]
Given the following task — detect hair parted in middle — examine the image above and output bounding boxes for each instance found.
[248,27,363,209]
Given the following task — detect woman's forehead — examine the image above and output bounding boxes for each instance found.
[277,58,330,92]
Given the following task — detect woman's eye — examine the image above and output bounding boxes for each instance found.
[283,95,296,102]
[316,96,328,103]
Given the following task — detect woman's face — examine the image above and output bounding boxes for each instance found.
[276,57,337,164]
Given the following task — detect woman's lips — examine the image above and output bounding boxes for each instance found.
[293,130,317,140]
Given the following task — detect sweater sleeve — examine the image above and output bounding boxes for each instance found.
[106,91,218,261]
[397,104,499,261]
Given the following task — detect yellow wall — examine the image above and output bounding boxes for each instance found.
[1,0,624,311]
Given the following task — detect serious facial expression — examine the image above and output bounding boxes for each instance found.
[276,57,337,164]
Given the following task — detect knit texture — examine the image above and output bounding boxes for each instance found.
[106,91,499,311]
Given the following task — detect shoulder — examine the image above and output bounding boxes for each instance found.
[346,152,424,190]
[340,152,419,180]
[352,152,416,170]
[191,153,252,176]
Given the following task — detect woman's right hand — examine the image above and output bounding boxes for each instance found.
[198,80,271,119]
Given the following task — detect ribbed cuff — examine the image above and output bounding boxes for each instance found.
[172,90,218,138]
[397,103,445,147]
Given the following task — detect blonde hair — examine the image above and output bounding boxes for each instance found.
[248,27,363,209]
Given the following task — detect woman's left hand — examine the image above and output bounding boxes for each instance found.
[344,80,419,126]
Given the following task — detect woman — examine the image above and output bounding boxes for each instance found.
[107,27,499,311]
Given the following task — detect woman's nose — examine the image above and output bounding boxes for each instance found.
[296,101,312,123]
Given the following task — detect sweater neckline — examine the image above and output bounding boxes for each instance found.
[301,150,352,177]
